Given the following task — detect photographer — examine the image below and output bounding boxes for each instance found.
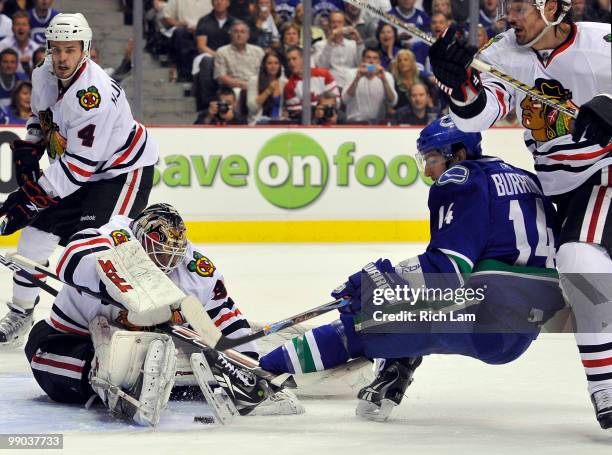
[342,48,397,124]
[313,91,345,126]
[195,87,247,125]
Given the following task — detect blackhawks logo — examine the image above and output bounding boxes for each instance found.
[38,109,66,159]
[77,85,101,111]
[110,229,130,245]
[187,252,216,277]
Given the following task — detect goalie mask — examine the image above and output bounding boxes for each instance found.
[131,204,188,274]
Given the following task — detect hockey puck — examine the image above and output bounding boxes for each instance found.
[194,416,215,424]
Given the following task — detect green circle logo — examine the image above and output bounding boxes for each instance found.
[255,133,328,209]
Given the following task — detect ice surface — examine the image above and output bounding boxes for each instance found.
[0,244,610,455]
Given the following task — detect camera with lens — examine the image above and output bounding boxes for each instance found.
[217,101,231,116]
[323,105,336,118]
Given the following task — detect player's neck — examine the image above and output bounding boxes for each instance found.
[531,23,571,50]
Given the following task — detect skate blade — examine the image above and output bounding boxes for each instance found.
[356,398,396,422]
[190,353,238,425]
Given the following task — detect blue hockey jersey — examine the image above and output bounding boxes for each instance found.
[29,8,59,45]
[423,156,558,275]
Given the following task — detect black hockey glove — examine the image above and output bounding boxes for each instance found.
[429,25,482,104]
[572,94,612,148]
[0,180,58,235]
[11,140,46,186]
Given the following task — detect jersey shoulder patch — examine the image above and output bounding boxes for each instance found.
[109,229,131,246]
[76,85,101,111]
[436,165,469,186]
[186,251,216,277]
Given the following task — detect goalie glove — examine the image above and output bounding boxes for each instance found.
[0,180,58,235]
[572,94,612,147]
[429,25,483,106]
[11,139,46,186]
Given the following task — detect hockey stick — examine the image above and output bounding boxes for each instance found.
[1,252,294,388]
[183,296,350,351]
[343,0,579,118]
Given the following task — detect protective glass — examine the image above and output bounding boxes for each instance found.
[415,150,447,175]
[496,0,539,21]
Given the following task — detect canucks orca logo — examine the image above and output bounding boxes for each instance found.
[436,165,469,186]
[187,251,216,277]
[110,229,130,245]
[77,86,101,111]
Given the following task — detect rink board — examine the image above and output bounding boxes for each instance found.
[0,126,532,243]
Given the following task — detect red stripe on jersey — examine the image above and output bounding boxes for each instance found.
[582,357,612,368]
[545,24,577,67]
[56,237,112,277]
[32,354,84,373]
[67,162,94,178]
[547,144,612,161]
[495,89,507,118]
[118,169,139,215]
[49,317,89,336]
[111,124,144,167]
[587,187,607,242]
[214,309,242,327]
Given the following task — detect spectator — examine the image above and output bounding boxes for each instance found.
[275,0,298,24]
[410,12,448,69]
[228,0,254,22]
[313,90,344,125]
[90,40,134,83]
[571,0,603,21]
[476,24,489,49]
[0,48,26,107]
[393,82,439,125]
[342,47,397,124]
[344,2,376,43]
[31,43,42,65]
[0,1,12,41]
[388,0,430,33]
[214,20,264,91]
[391,49,424,110]
[0,78,29,123]
[316,10,363,90]
[431,0,452,18]
[312,0,344,29]
[591,0,611,23]
[247,50,287,124]
[375,22,400,70]
[195,86,247,124]
[0,11,37,76]
[294,2,326,47]
[195,0,234,58]
[479,0,505,37]
[28,0,57,45]
[283,45,339,120]
[278,21,300,74]
[251,0,280,49]
[162,0,212,82]
[3,0,33,18]
[359,0,391,31]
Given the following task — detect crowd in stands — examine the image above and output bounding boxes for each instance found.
[0,0,609,126]
[142,0,610,126]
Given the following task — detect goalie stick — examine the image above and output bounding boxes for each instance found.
[1,252,294,388]
[342,0,579,119]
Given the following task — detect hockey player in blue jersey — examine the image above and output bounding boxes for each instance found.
[259,116,566,421]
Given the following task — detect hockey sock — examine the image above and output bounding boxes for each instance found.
[260,320,359,374]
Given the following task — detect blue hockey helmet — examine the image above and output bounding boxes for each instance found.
[416,116,483,164]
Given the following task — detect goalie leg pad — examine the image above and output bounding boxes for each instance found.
[89,316,177,426]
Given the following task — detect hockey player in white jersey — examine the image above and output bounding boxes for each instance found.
[0,13,158,346]
[428,1,612,429]
[23,204,292,425]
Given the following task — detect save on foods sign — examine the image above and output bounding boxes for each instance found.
[0,126,531,243]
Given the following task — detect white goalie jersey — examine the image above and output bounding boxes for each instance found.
[46,215,258,357]
[28,58,158,199]
[450,22,612,196]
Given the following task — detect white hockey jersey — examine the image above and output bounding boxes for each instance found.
[46,215,258,357]
[28,58,158,199]
[451,22,612,196]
